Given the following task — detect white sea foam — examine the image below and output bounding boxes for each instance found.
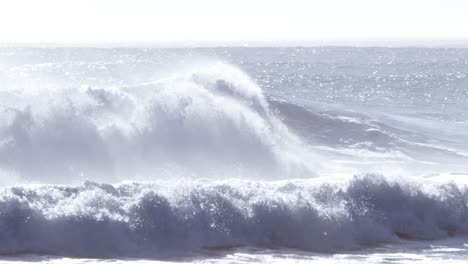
[0,176,467,258]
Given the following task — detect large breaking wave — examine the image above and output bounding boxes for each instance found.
[1,176,468,258]
[0,63,315,183]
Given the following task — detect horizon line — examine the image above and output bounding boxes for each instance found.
[2,38,468,49]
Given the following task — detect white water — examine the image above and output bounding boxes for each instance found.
[1,176,468,258]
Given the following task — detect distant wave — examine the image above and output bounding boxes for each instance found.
[269,98,468,167]
[1,176,467,258]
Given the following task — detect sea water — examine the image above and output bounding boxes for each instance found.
[1,47,468,263]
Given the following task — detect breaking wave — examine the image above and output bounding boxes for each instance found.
[1,176,468,258]
[0,63,314,183]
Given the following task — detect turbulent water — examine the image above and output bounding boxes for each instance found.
[1,47,468,263]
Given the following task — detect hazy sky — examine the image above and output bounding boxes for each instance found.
[1,0,467,45]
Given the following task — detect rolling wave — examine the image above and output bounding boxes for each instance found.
[1,176,467,258]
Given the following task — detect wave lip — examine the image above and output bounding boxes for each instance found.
[1,175,467,258]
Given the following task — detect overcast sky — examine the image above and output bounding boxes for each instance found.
[1,0,467,46]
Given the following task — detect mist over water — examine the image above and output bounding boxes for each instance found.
[1,47,468,261]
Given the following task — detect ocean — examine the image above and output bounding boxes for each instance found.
[1,47,468,263]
